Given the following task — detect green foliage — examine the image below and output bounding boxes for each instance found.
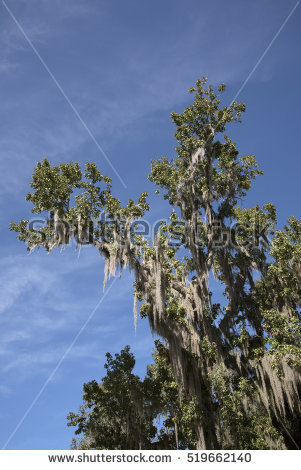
[67,346,157,450]
[255,217,301,369]
[145,341,198,449]
[68,343,198,450]
[209,365,285,449]
[10,159,149,251]
[148,78,262,220]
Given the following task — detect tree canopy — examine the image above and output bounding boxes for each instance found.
[11,78,301,449]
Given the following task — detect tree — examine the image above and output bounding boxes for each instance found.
[67,342,198,450]
[11,78,301,449]
[67,346,157,450]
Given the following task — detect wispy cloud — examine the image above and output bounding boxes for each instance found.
[0,385,10,396]
[0,248,137,382]
[0,256,55,314]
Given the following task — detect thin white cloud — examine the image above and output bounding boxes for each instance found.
[0,385,10,396]
[0,249,136,381]
[0,257,54,314]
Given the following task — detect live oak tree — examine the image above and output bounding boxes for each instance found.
[11,78,301,449]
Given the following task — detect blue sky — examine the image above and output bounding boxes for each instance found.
[0,0,300,450]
